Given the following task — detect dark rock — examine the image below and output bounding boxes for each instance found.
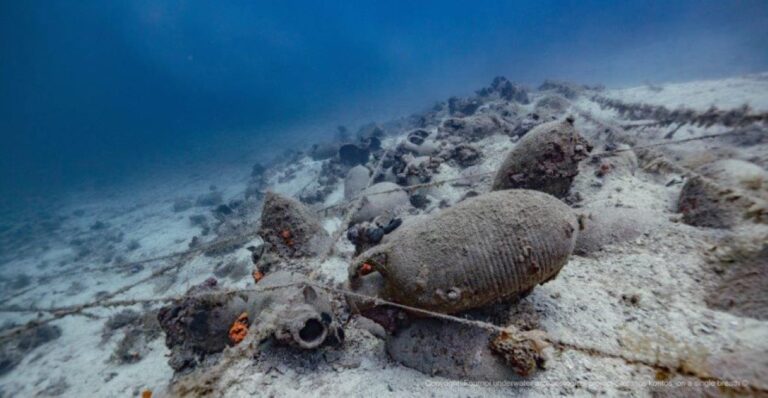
[189,215,208,228]
[9,274,31,290]
[382,218,402,234]
[450,144,482,168]
[678,159,768,228]
[512,113,550,138]
[409,194,431,209]
[251,163,266,177]
[448,97,482,117]
[90,221,109,231]
[364,136,382,151]
[0,324,62,376]
[172,198,194,212]
[103,310,141,339]
[126,240,141,251]
[213,259,250,281]
[366,227,385,244]
[102,309,162,365]
[478,76,530,104]
[356,123,386,140]
[439,114,513,141]
[339,144,370,166]
[707,243,768,320]
[157,278,249,372]
[310,143,340,161]
[213,204,233,222]
[538,80,586,99]
[195,192,223,207]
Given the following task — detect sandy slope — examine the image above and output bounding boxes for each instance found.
[1,73,767,397]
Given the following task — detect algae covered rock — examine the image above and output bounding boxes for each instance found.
[492,117,592,198]
[157,278,250,372]
[258,192,330,258]
[349,189,578,314]
[438,114,513,142]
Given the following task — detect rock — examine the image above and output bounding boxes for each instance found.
[448,96,482,117]
[173,198,194,212]
[492,117,592,198]
[538,80,587,99]
[477,76,530,104]
[409,193,430,209]
[110,310,162,364]
[157,278,249,372]
[102,309,141,341]
[511,112,550,138]
[339,144,370,166]
[348,190,578,314]
[0,324,62,376]
[195,191,223,207]
[449,144,482,168]
[356,123,386,140]
[298,181,335,205]
[213,259,250,281]
[438,114,513,142]
[679,159,768,228]
[344,165,371,201]
[400,129,439,155]
[388,153,440,186]
[351,182,411,224]
[346,217,403,255]
[310,143,339,161]
[251,163,266,177]
[212,204,234,222]
[258,192,330,258]
[707,242,768,320]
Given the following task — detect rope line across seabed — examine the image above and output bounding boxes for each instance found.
[0,122,764,394]
[1,279,765,394]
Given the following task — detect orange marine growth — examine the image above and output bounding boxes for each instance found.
[252,269,265,283]
[358,262,375,276]
[229,312,249,345]
[141,390,152,398]
[280,229,295,247]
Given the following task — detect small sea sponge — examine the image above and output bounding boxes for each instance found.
[228,312,249,345]
[258,192,330,258]
[489,328,550,377]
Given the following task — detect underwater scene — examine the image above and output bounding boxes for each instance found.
[1,1,768,396]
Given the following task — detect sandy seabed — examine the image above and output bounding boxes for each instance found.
[1,73,767,397]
